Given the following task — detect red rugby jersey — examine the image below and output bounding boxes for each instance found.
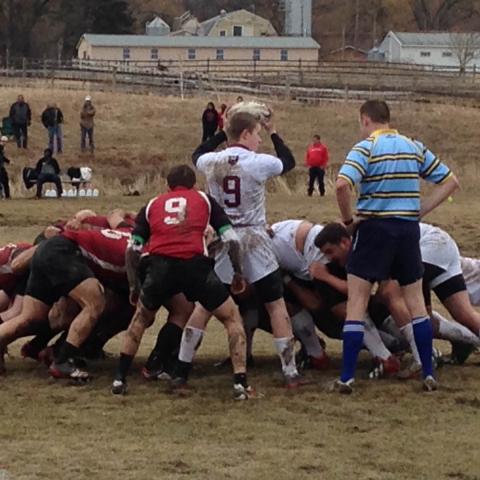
[62,228,131,285]
[141,187,211,259]
[0,242,32,293]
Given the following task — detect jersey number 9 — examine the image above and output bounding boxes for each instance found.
[223,176,241,207]
[164,197,187,225]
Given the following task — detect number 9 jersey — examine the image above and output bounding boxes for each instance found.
[196,147,283,227]
[134,186,232,259]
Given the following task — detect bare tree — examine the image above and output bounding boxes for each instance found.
[450,31,480,74]
[412,0,478,30]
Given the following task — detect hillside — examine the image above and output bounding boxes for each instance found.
[1,0,480,59]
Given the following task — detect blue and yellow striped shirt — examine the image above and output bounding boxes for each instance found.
[338,129,452,221]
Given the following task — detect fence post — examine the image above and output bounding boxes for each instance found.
[22,57,26,78]
[112,66,117,91]
[253,59,257,77]
[180,70,184,100]
[344,84,349,102]
[6,48,10,77]
[207,58,210,74]
[43,57,48,79]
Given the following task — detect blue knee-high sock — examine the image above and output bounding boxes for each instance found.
[412,316,434,378]
[341,321,365,382]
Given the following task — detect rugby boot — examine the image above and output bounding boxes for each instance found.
[233,384,263,400]
[450,341,475,365]
[111,379,128,395]
[20,340,42,361]
[170,376,191,396]
[284,372,313,389]
[330,378,355,395]
[423,375,439,392]
[141,366,171,381]
[49,358,90,381]
[368,355,401,379]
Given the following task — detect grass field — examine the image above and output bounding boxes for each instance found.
[1,87,480,480]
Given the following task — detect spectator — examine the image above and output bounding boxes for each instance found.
[35,148,62,199]
[236,96,244,103]
[305,134,329,197]
[41,103,64,154]
[201,102,219,142]
[9,95,31,149]
[80,96,96,153]
[218,103,228,131]
[0,136,11,199]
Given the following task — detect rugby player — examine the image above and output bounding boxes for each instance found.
[192,105,306,387]
[335,99,459,393]
[111,165,255,400]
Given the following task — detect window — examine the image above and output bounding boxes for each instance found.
[150,48,158,60]
[188,48,196,60]
[233,25,243,37]
[442,51,453,57]
[220,30,226,37]
[216,49,224,60]
[123,47,130,60]
[420,51,431,57]
[280,49,288,61]
[253,48,261,61]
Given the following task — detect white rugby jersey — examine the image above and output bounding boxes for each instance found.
[197,146,282,226]
[460,256,480,306]
[271,220,327,281]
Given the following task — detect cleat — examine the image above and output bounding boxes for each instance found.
[368,355,401,379]
[450,342,475,365]
[170,377,191,396]
[423,375,438,392]
[233,384,263,400]
[284,372,313,389]
[49,359,90,381]
[21,341,41,361]
[141,366,171,381]
[330,378,354,394]
[111,379,127,395]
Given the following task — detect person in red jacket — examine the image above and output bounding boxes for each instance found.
[305,134,329,197]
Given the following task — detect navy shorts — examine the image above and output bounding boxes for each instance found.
[347,218,424,286]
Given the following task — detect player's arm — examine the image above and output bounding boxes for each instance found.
[192,130,227,166]
[11,246,38,274]
[262,117,295,174]
[309,262,348,296]
[419,147,460,218]
[336,144,369,227]
[126,206,149,304]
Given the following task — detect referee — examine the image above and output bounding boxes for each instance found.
[335,100,459,394]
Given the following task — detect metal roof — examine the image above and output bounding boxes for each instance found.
[146,16,170,28]
[79,33,320,49]
[390,31,480,47]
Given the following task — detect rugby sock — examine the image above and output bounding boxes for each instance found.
[55,341,78,364]
[363,315,391,360]
[117,353,134,382]
[400,323,421,365]
[341,321,364,383]
[291,310,324,358]
[433,311,480,347]
[178,327,204,363]
[412,316,434,378]
[234,372,248,388]
[274,337,297,377]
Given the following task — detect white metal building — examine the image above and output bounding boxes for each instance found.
[379,31,480,68]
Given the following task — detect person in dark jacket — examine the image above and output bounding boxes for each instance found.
[201,102,219,142]
[0,137,11,198]
[9,95,31,149]
[35,148,62,198]
[41,103,64,154]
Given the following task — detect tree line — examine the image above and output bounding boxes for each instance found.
[0,0,479,59]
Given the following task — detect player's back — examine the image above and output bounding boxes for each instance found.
[197,146,282,226]
[145,187,211,259]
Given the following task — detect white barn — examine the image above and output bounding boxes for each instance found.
[379,31,480,69]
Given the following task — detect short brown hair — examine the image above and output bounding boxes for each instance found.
[226,112,259,142]
[360,100,390,124]
[167,164,196,189]
[314,222,350,249]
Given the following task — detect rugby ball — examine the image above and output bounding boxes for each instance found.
[226,101,271,122]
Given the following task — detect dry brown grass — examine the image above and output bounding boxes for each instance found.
[1,87,480,480]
